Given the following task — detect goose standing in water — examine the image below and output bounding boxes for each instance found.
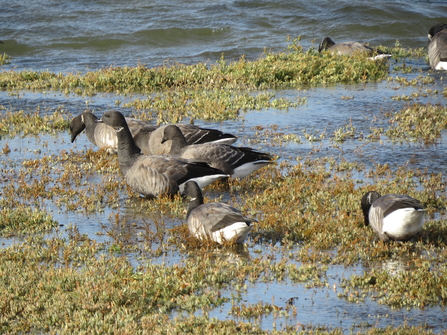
[99,111,228,198]
[136,123,237,155]
[161,124,274,178]
[428,23,447,70]
[70,112,237,154]
[184,180,255,244]
[70,112,155,153]
[361,191,426,242]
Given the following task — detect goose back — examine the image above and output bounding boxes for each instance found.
[361,191,426,241]
[184,181,255,244]
[162,124,273,178]
[149,124,237,155]
[124,156,179,197]
[319,37,391,60]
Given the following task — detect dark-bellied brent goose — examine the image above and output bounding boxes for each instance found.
[70,112,155,153]
[318,37,391,60]
[161,124,274,178]
[99,110,229,198]
[144,124,237,155]
[361,191,426,242]
[184,180,255,244]
[428,23,447,70]
[70,111,237,154]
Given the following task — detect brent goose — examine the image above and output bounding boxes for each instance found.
[137,123,237,155]
[428,23,447,70]
[100,111,228,198]
[361,191,426,242]
[161,124,274,178]
[70,112,155,153]
[184,180,255,244]
[70,112,237,154]
[318,37,391,60]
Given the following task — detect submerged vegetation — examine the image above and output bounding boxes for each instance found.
[376,103,447,144]
[0,53,11,65]
[0,41,446,333]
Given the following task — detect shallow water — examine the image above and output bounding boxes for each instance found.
[2,74,447,330]
[210,266,447,332]
[2,1,447,332]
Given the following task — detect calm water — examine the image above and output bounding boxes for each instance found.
[2,0,447,333]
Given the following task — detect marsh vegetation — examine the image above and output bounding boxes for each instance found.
[1,42,447,334]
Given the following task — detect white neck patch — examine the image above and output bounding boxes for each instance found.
[115,126,124,133]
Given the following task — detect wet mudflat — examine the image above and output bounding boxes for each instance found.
[2,47,447,333]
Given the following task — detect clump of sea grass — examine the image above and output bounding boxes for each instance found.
[0,107,70,137]
[0,53,11,65]
[0,39,390,95]
[370,103,447,144]
[0,206,58,237]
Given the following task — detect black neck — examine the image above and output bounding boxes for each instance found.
[186,190,204,219]
[115,125,142,173]
[169,129,188,156]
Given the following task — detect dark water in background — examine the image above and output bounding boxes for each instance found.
[2,0,447,72]
[2,1,447,333]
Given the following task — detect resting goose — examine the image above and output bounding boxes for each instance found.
[428,23,447,70]
[318,37,391,60]
[99,111,228,198]
[70,112,237,154]
[361,191,426,242]
[161,124,274,178]
[184,180,255,244]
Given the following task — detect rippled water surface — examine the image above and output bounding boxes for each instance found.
[2,0,447,333]
[3,0,447,71]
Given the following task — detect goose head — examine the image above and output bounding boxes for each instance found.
[318,37,336,52]
[100,110,128,132]
[360,191,381,226]
[428,23,447,41]
[69,114,87,143]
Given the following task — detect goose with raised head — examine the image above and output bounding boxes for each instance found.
[361,191,426,242]
[428,23,447,70]
[318,37,391,60]
[161,125,273,179]
[70,112,237,154]
[184,180,255,244]
[99,111,229,198]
